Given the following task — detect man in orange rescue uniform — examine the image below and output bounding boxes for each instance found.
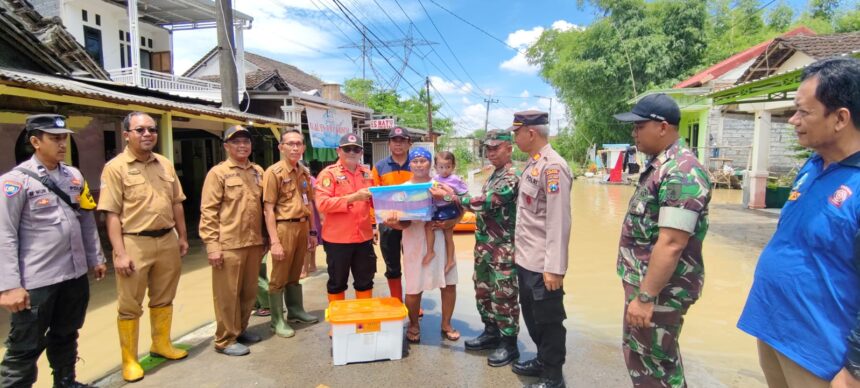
[316,133,376,303]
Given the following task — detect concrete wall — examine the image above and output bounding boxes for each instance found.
[60,0,171,71]
[718,112,801,173]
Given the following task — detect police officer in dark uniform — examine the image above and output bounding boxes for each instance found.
[0,114,106,388]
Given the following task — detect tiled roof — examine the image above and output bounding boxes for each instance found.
[0,67,291,126]
[0,0,109,80]
[199,69,287,90]
[738,31,860,83]
[780,31,860,59]
[674,26,814,89]
[183,48,362,105]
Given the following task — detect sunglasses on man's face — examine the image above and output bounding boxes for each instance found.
[341,146,363,154]
[127,126,158,134]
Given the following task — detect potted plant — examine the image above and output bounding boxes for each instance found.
[765,169,797,208]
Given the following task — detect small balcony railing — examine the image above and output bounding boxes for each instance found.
[107,67,221,93]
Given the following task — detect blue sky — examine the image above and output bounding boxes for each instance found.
[173,0,816,135]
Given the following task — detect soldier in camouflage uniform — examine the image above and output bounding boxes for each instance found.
[460,129,521,367]
[614,93,711,388]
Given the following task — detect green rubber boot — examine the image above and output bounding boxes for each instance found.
[286,284,319,324]
[268,290,295,338]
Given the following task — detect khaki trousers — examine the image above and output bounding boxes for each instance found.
[116,233,182,320]
[758,339,829,388]
[269,222,308,292]
[212,245,264,349]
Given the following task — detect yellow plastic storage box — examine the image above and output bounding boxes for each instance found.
[325,297,408,365]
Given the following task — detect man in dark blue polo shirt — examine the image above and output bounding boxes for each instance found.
[738,57,860,387]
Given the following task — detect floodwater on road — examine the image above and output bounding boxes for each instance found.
[564,179,769,387]
[0,178,774,387]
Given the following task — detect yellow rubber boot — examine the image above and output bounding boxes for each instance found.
[117,319,144,382]
[149,306,188,360]
[355,289,373,299]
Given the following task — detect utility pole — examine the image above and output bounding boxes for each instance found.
[216,0,239,110]
[339,25,436,87]
[535,95,553,132]
[483,98,499,132]
[426,76,435,147]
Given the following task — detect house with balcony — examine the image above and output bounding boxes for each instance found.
[29,0,251,101]
[183,49,383,172]
[0,0,292,231]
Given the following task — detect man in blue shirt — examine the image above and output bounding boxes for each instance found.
[738,57,860,388]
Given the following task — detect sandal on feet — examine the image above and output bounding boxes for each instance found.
[406,327,421,343]
[441,328,460,341]
[253,308,271,317]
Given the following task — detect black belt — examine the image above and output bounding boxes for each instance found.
[277,217,308,223]
[124,228,172,237]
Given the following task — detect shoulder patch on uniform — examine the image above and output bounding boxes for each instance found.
[4,180,22,197]
[546,170,560,193]
[322,177,332,187]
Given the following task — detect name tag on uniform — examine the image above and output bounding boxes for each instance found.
[302,193,309,205]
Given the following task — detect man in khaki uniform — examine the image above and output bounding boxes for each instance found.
[199,126,265,356]
[98,112,189,382]
[510,110,572,388]
[262,129,318,338]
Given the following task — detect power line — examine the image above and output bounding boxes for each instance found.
[389,0,490,103]
[415,0,487,96]
[329,0,459,127]
[427,0,525,55]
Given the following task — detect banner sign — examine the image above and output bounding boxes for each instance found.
[306,106,353,149]
[369,118,396,130]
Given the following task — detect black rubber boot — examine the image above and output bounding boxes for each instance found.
[52,366,95,388]
[464,324,501,351]
[512,357,544,377]
[487,335,519,367]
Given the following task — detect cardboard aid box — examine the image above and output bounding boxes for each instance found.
[325,297,408,365]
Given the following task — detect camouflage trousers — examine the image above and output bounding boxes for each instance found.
[473,242,519,337]
[622,282,692,388]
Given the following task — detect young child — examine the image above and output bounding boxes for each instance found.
[424,151,469,272]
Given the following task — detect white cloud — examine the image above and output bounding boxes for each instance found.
[461,97,471,104]
[456,104,517,134]
[499,19,579,75]
[500,53,539,74]
[172,1,351,77]
[505,26,545,48]
[551,20,581,32]
[429,76,474,95]
[519,90,530,98]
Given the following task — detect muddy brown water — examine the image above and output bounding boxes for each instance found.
[566,179,768,387]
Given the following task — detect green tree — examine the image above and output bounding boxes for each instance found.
[810,0,840,20]
[342,78,453,146]
[768,1,795,30]
[529,0,706,160]
[835,4,860,32]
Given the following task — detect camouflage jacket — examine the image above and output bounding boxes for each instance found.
[617,141,711,304]
[461,163,519,246]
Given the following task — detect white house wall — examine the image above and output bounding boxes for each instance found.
[191,57,260,77]
[716,58,757,84]
[776,52,815,74]
[60,0,171,71]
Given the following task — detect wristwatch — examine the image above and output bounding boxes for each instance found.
[637,291,656,304]
[443,194,452,202]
